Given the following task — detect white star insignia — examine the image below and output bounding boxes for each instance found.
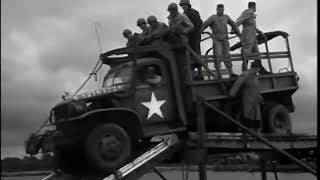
[141,92,166,119]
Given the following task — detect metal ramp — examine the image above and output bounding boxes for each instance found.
[102,134,179,180]
[40,134,179,180]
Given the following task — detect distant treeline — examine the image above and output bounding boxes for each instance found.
[1,154,54,172]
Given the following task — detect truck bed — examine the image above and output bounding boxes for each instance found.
[188,72,299,101]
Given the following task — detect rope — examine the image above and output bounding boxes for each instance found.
[32,22,105,136]
[34,117,50,135]
[33,52,102,136]
[71,60,103,98]
[71,21,104,97]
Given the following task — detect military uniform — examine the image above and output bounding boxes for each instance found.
[203,13,240,75]
[183,8,203,54]
[167,12,194,44]
[150,22,169,40]
[236,8,268,73]
[229,68,263,130]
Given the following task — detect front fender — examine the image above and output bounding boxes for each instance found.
[58,108,144,140]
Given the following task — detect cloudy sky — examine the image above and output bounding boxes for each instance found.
[1,0,317,158]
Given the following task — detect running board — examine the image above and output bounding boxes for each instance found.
[102,134,179,180]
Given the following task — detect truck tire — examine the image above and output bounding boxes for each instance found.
[54,149,85,174]
[263,103,291,134]
[85,123,131,172]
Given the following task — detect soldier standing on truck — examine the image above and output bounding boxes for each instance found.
[179,0,203,80]
[147,15,169,41]
[236,1,270,74]
[167,2,194,83]
[229,62,263,132]
[167,3,194,44]
[137,18,152,44]
[202,4,241,78]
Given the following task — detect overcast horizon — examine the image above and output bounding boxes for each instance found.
[1,0,317,159]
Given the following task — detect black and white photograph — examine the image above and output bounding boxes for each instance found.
[1,0,317,179]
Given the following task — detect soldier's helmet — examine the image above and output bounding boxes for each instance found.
[147,16,158,24]
[167,3,178,11]
[137,18,147,26]
[179,0,191,6]
[122,29,132,38]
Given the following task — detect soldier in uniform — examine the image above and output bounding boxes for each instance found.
[136,18,152,44]
[122,29,141,47]
[179,0,204,80]
[229,62,263,132]
[236,1,270,74]
[202,4,241,78]
[147,15,169,41]
[145,66,162,85]
[167,3,194,44]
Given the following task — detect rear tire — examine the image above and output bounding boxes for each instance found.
[263,103,291,134]
[85,123,131,173]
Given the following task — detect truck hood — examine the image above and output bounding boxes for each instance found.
[70,84,129,101]
[54,84,128,107]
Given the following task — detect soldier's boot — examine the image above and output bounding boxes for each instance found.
[253,60,271,74]
[227,67,238,78]
[197,68,204,80]
[250,119,262,133]
[193,68,204,80]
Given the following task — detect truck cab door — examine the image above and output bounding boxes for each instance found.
[133,59,179,136]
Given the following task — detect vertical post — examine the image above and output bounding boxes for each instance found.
[271,160,279,180]
[285,37,294,72]
[260,158,267,180]
[215,55,223,79]
[264,41,273,73]
[185,46,194,82]
[196,96,207,180]
[264,40,276,89]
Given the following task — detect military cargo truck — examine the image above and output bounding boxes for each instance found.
[25,31,303,176]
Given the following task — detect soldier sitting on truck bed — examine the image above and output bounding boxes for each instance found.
[147,15,169,42]
[122,29,142,47]
[136,18,153,45]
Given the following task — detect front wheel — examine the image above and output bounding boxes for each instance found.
[85,123,131,173]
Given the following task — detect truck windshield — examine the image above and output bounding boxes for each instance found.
[103,61,134,87]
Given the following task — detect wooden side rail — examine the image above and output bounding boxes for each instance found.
[201,51,290,63]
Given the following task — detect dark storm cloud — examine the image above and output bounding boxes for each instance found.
[1,0,173,154]
[1,0,317,158]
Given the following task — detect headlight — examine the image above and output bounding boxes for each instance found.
[295,74,300,82]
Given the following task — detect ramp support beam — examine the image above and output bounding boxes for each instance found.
[204,102,317,177]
